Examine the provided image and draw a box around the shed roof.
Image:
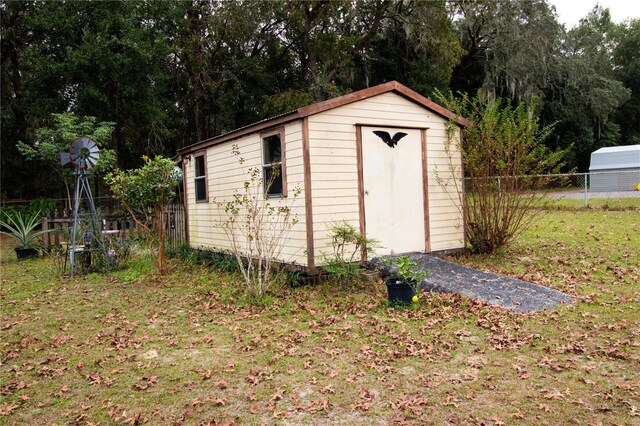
[178,81,471,155]
[589,144,640,171]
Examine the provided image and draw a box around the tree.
[1,0,80,199]
[540,6,630,170]
[366,0,463,94]
[449,0,562,104]
[279,0,392,101]
[105,156,181,275]
[3,0,637,198]
[1,1,180,196]
[64,1,181,167]
[613,19,640,145]
[17,113,115,205]
[437,92,565,254]
[448,0,499,96]
[449,2,631,171]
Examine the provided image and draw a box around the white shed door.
[361,126,425,256]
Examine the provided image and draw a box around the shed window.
[194,154,207,202]
[262,131,285,197]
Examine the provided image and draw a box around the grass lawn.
[1,209,638,425]
[541,196,639,211]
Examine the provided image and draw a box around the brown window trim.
[193,151,208,203]
[260,126,287,198]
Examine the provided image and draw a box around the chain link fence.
[466,169,640,208]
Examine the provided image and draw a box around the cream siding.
[185,121,308,266]
[308,92,464,263]
[427,126,465,252]
[184,90,465,270]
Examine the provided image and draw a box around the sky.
[549,0,640,29]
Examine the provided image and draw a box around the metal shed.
[589,145,640,192]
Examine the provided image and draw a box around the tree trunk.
[3,9,29,144]
[194,96,207,142]
[154,205,167,274]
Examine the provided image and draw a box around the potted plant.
[383,255,429,305]
[0,209,52,260]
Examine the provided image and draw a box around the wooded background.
[2,0,638,200]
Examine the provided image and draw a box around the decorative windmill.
[60,137,109,277]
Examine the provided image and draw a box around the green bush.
[168,244,239,273]
[321,221,379,289]
[106,155,181,275]
[436,92,566,254]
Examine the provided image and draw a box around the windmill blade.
[86,152,99,168]
[81,137,92,149]
[83,139,99,169]
[69,143,81,157]
[65,137,101,170]
[60,152,71,166]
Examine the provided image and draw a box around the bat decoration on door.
[373,130,408,148]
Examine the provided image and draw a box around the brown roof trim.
[178,111,300,155]
[298,81,472,127]
[179,81,470,155]
[395,83,473,128]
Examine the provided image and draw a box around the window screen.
[262,133,284,196]
[194,155,207,202]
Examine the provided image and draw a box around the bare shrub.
[436,92,566,254]
[217,145,300,299]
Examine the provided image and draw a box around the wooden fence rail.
[165,203,186,248]
[41,204,186,250]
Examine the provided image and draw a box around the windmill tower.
[60,137,109,277]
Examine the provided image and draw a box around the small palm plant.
[0,209,52,259]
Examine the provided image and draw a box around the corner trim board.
[301,117,315,273]
[459,129,467,249]
[421,129,431,253]
[355,125,366,261]
[182,157,190,245]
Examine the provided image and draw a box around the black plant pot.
[385,278,415,305]
[15,247,39,260]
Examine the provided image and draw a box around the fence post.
[584,173,588,207]
[42,212,49,252]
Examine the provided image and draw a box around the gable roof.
[178,81,471,155]
[589,144,640,171]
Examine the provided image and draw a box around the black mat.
[373,253,574,313]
